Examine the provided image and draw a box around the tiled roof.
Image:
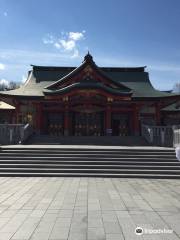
[0,54,179,99]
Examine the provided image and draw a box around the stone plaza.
[0,177,180,240]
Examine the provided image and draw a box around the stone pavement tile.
[0,232,13,240]
[58,210,73,218]
[41,213,58,223]
[46,209,59,214]
[132,197,153,211]
[0,218,11,229]
[102,211,118,222]
[69,232,87,240]
[116,211,143,240]
[11,217,41,240]
[0,210,18,218]
[29,210,46,218]
[55,217,72,228]
[103,221,122,234]
[71,213,87,223]
[142,235,161,240]
[110,199,126,211]
[0,213,29,234]
[159,213,180,237]
[88,203,101,211]
[49,227,69,239]
[70,222,87,234]
[88,227,105,240]
[106,233,124,240]
[30,231,50,240]
[0,178,180,240]
[88,218,103,228]
[30,220,55,240]
[88,211,102,219]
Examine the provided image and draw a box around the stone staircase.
[0,147,179,178]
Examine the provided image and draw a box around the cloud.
[3,12,7,17]
[42,34,54,44]
[0,79,9,87]
[43,31,85,58]
[59,39,75,51]
[0,63,5,70]
[54,42,61,49]
[69,32,84,41]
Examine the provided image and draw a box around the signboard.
[106,128,112,135]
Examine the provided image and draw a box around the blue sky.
[0,0,180,90]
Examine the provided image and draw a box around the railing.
[173,125,180,148]
[141,124,174,147]
[0,123,33,145]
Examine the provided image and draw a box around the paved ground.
[0,178,180,240]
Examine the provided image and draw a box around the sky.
[0,0,180,90]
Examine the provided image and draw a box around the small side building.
[0,101,15,123]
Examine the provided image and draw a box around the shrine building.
[0,53,180,136]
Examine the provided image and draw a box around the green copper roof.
[44,81,132,96]
[161,101,180,112]
[0,54,179,99]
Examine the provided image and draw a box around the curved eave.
[44,61,86,89]
[43,82,132,96]
[0,92,44,99]
[161,109,180,112]
[44,59,132,92]
[132,93,180,100]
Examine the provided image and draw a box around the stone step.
[0,164,180,170]
[0,156,177,162]
[0,172,180,178]
[1,148,174,152]
[0,152,175,156]
[0,160,178,165]
[0,146,178,178]
[0,168,180,175]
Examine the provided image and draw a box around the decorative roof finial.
[84,51,93,62]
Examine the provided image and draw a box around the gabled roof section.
[43,52,132,94]
[44,82,131,96]
[0,53,179,99]
[0,101,15,110]
[161,101,180,112]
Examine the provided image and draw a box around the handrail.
[141,124,176,147]
[0,123,33,145]
[173,126,180,147]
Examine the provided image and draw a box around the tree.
[8,81,20,90]
[0,80,20,91]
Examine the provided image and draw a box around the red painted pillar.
[106,104,112,136]
[36,103,43,133]
[64,104,69,136]
[15,102,20,123]
[133,104,140,136]
[155,102,161,125]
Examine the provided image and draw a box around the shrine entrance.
[112,113,131,136]
[46,112,64,135]
[72,112,104,136]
